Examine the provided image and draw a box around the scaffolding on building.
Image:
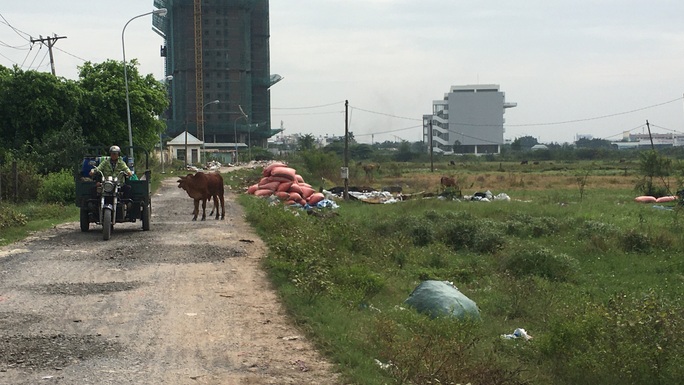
[152,0,281,152]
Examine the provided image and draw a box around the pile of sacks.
[247,162,326,206]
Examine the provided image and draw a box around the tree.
[511,136,539,151]
[575,138,612,149]
[394,141,415,162]
[0,65,82,151]
[298,134,316,151]
[77,60,169,152]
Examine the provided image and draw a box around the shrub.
[38,169,75,204]
[0,158,42,202]
[620,228,652,253]
[408,220,434,246]
[502,246,579,282]
[0,204,28,229]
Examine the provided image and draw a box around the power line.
[507,97,684,127]
[0,13,31,41]
[272,110,343,117]
[349,105,422,121]
[272,101,344,110]
[53,46,87,62]
[355,124,422,137]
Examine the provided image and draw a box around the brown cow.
[440,176,457,189]
[177,172,225,221]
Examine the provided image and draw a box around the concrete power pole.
[29,35,66,76]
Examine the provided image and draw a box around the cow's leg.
[200,198,207,221]
[219,194,225,220]
[192,199,199,221]
[212,195,220,220]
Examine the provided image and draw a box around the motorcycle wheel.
[103,209,112,241]
[142,202,151,231]
[80,208,90,232]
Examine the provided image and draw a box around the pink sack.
[295,174,305,183]
[247,184,258,194]
[271,167,297,181]
[288,192,303,202]
[263,162,287,177]
[277,182,293,192]
[307,192,325,205]
[300,186,316,199]
[275,191,290,200]
[634,196,657,203]
[288,184,304,195]
[258,181,280,192]
[655,196,677,203]
[254,189,273,197]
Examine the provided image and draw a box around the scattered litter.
[185,313,197,317]
[282,336,300,341]
[374,359,396,370]
[239,239,254,243]
[41,376,54,380]
[501,328,533,340]
[293,360,309,372]
[652,205,674,211]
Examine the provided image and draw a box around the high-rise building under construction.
[152,0,280,158]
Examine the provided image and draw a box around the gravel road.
[0,176,339,385]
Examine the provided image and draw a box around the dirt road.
[0,177,340,384]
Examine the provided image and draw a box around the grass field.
[237,160,684,385]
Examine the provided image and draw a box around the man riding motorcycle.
[89,145,133,199]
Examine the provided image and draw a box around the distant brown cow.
[440,176,457,189]
[177,172,225,221]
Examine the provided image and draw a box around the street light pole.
[201,99,220,165]
[122,8,167,170]
[233,105,248,166]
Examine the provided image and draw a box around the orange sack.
[271,167,297,181]
[277,182,293,192]
[258,181,280,192]
[263,162,287,177]
[275,191,290,200]
[307,192,325,205]
[300,186,316,199]
[254,189,274,197]
[634,196,657,203]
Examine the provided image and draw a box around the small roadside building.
[167,131,203,164]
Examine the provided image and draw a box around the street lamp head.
[164,75,173,81]
[154,8,168,17]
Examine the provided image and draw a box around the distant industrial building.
[152,0,282,162]
[424,84,516,155]
[612,132,684,149]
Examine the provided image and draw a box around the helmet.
[109,145,121,154]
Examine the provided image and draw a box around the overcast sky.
[2,1,683,144]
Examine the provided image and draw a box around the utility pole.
[343,100,349,200]
[646,120,655,150]
[30,35,66,76]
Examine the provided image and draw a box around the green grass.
[239,184,684,385]
[0,203,79,246]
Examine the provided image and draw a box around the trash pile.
[247,162,326,206]
[404,280,480,320]
[462,190,511,202]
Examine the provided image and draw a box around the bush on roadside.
[37,169,75,204]
[0,204,28,229]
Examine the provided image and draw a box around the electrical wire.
[272,101,344,110]
[54,46,87,62]
[0,13,32,41]
[507,97,684,127]
[355,124,422,137]
[272,111,343,117]
[349,105,422,121]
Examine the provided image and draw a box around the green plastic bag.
[404,280,480,320]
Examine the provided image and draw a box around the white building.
[424,84,516,154]
[611,132,684,149]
